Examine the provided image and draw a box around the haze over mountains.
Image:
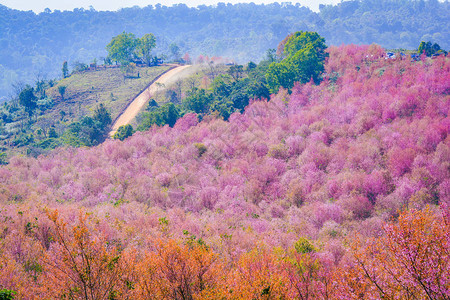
[0,0,448,100]
[0,0,342,13]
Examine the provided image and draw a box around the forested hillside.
[0,0,448,100]
[0,44,448,298]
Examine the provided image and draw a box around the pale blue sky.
[0,0,342,13]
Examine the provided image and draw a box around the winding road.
[109,64,192,137]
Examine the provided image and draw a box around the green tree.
[18,85,37,117]
[58,85,67,100]
[48,127,58,138]
[138,103,180,131]
[93,103,112,128]
[169,43,181,62]
[182,88,214,114]
[266,31,327,93]
[266,48,277,63]
[35,78,47,99]
[137,33,156,66]
[106,32,138,65]
[294,237,316,254]
[418,41,444,56]
[211,74,233,99]
[164,102,179,127]
[113,124,135,141]
[289,43,326,83]
[227,65,244,81]
[418,41,433,56]
[247,61,257,71]
[62,61,69,78]
[266,61,296,94]
[284,31,327,60]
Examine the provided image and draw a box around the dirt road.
[109,65,192,137]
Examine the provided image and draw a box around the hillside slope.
[47,65,172,122]
[0,45,448,297]
[0,65,171,157]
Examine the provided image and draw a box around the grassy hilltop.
[46,65,171,123]
[0,65,171,158]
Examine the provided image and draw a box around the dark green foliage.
[1,112,12,123]
[0,289,16,300]
[227,65,244,81]
[48,79,56,88]
[261,286,271,296]
[62,61,69,78]
[181,71,270,121]
[13,134,34,147]
[0,152,8,165]
[51,104,112,147]
[246,62,257,71]
[418,41,446,56]
[19,86,37,117]
[215,77,269,114]
[266,62,296,94]
[294,237,316,254]
[138,102,180,131]
[36,137,61,150]
[183,88,214,114]
[147,99,159,110]
[58,85,67,100]
[62,117,102,146]
[113,124,135,141]
[48,127,58,138]
[15,102,113,150]
[93,103,112,128]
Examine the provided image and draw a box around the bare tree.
[207,61,218,80]
[174,80,183,103]
[186,77,198,91]
[10,80,25,108]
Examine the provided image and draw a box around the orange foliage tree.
[42,209,131,299]
[130,238,223,299]
[338,207,450,299]
[213,246,288,299]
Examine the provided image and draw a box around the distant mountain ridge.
[0,0,448,99]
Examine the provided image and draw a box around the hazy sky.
[0,0,341,13]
